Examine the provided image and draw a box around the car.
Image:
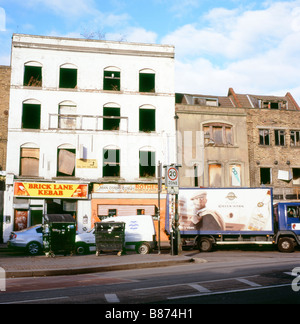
[75,228,96,255]
[7,225,43,255]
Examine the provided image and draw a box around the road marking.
[236,278,261,287]
[188,283,211,293]
[168,283,292,301]
[105,293,120,303]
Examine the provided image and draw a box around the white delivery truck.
[75,215,157,255]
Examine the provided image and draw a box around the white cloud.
[166,1,300,102]
[107,27,158,44]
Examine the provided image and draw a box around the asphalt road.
[1,247,300,309]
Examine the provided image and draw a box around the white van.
[75,215,157,255]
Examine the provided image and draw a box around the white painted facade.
[3,34,176,242]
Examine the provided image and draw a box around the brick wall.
[0,66,10,171]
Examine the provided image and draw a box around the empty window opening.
[275,130,285,146]
[293,168,300,185]
[103,149,120,177]
[139,151,155,178]
[59,68,77,89]
[20,147,39,177]
[260,168,271,185]
[103,71,120,91]
[103,107,120,130]
[22,103,41,129]
[57,148,76,176]
[291,130,300,147]
[24,66,42,87]
[259,129,270,145]
[139,108,155,132]
[139,73,155,93]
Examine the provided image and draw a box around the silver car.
[7,225,43,255]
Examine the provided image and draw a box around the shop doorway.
[30,209,43,226]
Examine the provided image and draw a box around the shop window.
[103,69,120,91]
[290,130,300,147]
[59,66,77,89]
[103,149,120,177]
[108,209,117,217]
[260,168,271,185]
[139,108,155,132]
[103,107,120,130]
[57,147,76,176]
[23,65,42,87]
[22,103,41,129]
[139,150,155,178]
[209,164,222,187]
[275,130,285,146]
[203,123,233,145]
[20,147,40,177]
[139,70,155,93]
[259,129,270,146]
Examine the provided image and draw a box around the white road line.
[105,293,120,303]
[188,283,211,293]
[236,278,262,287]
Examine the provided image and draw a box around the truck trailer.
[165,188,300,253]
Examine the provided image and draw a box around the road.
[1,248,300,310]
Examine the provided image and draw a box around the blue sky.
[1,0,300,102]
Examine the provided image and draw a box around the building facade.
[2,34,176,242]
[176,93,250,188]
[229,88,300,202]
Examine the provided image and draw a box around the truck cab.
[274,202,300,252]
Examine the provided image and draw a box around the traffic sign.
[166,165,179,194]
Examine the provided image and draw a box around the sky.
[1,0,300,102]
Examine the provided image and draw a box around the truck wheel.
[197,238,213,252]
[136,242,151,254]
[278,237,295,253]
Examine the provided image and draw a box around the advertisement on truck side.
[167,188,273,235]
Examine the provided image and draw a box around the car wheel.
[136,242,151,254]
[75,243,88,255]
[26,241,41,255]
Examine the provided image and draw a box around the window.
[103,69,120,91]
[139,69,155,93]
[139,150,155,178]
[291,130,300,147]
[137,209,145,215]
[139,107,155,132]
[203,123,233,145]
[103,148,120,177]
[287,206,300,218]
[20,146,39,177]
[22,101,41,129]
[57,146,76,177]
[260,168,271,185]
[259,129,270,145]
[293,168,300,185]
[230,165,241,187]
[209,164,222,187]
[59,65,77,89]
[58,101,77,129]
[103,107,120,130]
[23,63,42,87]
[275,130,285,146]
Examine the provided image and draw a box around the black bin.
[95,222,125,256]
[43,214,76,257]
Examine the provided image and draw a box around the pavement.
[0,243,206,278]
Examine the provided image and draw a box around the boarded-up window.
[20,148,39,176]
[58,103,77,129]
[203,123,233,145]
[209,164,222,187]
[57,148,76,176]
[230,165,241,187]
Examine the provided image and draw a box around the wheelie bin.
[43,214,76,257]
[94,221,125,256]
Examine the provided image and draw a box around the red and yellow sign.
[14,182,88,199]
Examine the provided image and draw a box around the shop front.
[91,183,169,243]
[11,181,90,232]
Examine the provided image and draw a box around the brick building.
[0,65,10,172]
[229,88,300,202]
